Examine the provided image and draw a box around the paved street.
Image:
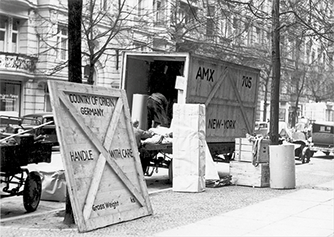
[0,151,333,236]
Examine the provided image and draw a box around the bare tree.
[210,0,334,142]
[81,0,139,84]
[33,0,157,82]
[168,1,204,52]
[279,0,334,126]
[68,0,82,84]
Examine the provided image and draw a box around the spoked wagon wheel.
[23,171,42,212]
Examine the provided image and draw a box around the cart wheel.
[23,171,42,212]
[168,159,173,184]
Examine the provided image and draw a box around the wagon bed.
[143,143,173,181]
[0,133,52,212]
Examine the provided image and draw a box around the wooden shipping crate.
[230,161,270,187]
[234,138,270,163]
[48,81,153,232]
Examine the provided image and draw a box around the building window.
[0,81,21,117]
[44,85,52,112]
[57,25,67,60]
[252,26,259,44]
[220,17,231,38]
[0,16,20,53]
[206,5,215,37]
[137,0,143,17]
[256,27,261,44]
[178,2,197,25]
[0,17,6,51]
[154,0,165,26]
[100,0,108,11]
[12,20,19,52]
[279,108,286,121]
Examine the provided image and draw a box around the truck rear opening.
[121,52,260,159]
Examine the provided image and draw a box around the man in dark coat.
[147,92,169,128]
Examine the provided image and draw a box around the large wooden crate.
[48,81,152,232]
[234,138,270,163]
[230,161,270,187]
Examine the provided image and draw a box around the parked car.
[0,115,21,128]
[3,112,58,146]
[254,121,269,136]
[309,121,334,157]
[254,121,291,138]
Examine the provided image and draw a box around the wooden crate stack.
[230,138,270,187]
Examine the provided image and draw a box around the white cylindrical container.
[269,144,296,189]
[131,94,148,130]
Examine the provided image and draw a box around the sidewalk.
[154,181,334,237]
[1,156,333,237]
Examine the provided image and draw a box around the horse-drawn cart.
[0,133,52,212]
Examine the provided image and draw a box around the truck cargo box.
[121,52,260,157]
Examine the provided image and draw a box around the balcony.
[1,0,37,8]
[0,52,37,74]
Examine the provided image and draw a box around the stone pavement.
[1,153,333,236]
[154,181,334,237]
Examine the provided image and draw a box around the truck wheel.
[23,171,42,212]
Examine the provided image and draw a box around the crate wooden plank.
[235,138,270,163]
[48,81,152,233]
[230,161,270,187]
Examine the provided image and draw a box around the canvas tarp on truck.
[121,52,260,156]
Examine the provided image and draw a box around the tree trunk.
[270,0,281,145]
[68,0,82,84]
[263,79,269,122]
[64,0,82,225]
[87,63,95,85]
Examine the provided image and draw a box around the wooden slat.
[228,74,252,134]
[48,81,152,232]
[58,93,146,208]
[205,68,228,107]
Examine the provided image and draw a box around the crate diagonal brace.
[205,67,228,107]
[58,93,146,221]
[82,98,123,221]
[228,75,252,133]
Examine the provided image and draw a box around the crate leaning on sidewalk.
[230,136,270,187]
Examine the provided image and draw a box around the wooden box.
[48,81,153,232]
[234,138,270,163]
[230,161,270,187]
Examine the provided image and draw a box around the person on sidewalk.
[133,119,154,174]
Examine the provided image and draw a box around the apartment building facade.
[0,0,121,117]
